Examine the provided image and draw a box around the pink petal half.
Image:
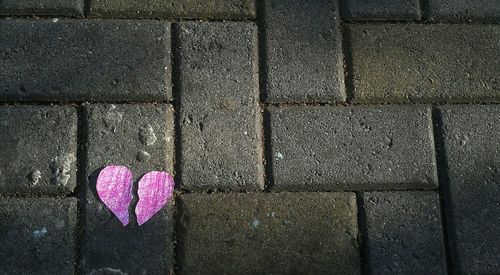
[96,165,133,226]
[135,171,175,226]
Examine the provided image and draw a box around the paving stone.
[263,0,345,103]
[0,0,83,16]
[0,198,76,274]
[0,106,77,195]
[89,0,255,19]
[81,104,175,274]
[427,0,500,22]
[438,105,500,274]
[176,22,263,191]
[342,0,421,20]
[0,20,171,102]
[269,105,437,190]
[362,192,446,274]
[349,24,500,103]
[178,192,360,274]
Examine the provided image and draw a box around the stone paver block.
[439,105,500,274]
[178,193,360,274]
[427,0,500,22]
[342,0,421,20]
[89,0,255,19]
[263,0,345,103]
[81,104,174,274]
[0,198,76,274]
[349,24,500,103]
[0,106,77,195]
[176,22,263,191]
[0,20,171,102]
[269,105,437,190]
[362,192,446,274]
[0,0,83,16]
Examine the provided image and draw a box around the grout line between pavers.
[355,192,370,275]
[170,22,182,274]
[74,104,89,275]
[339,5,355,104]
[256,0,273,193]
[431,106,456,275]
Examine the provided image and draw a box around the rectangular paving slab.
[0,19,171,102]
[342,0,421,20]
[362,192,446,274]
[0,0,83,16]
[176,22,263,191]
[427,0,500,22]
[81,104,174,274]
[268,105,437,190]
[0,105,77,195]
[0,198,76,274]
[89,0,255,19]
[263,0,345,103]
[349,24,500,103]
[177,192,360,274]
[438,105,500,274]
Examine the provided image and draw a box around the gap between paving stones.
[431,106,455,274]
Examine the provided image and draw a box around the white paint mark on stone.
[251,218,260,229]
[275,152,284,160]
[139,124,157,146]
[33,227,47,238]
[28,170,42,186]
[49,154,76,187]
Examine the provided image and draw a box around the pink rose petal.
[96,165,133,226]
[135,171,175,226]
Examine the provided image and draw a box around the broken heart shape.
[96,165,174,226]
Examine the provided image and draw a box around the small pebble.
[137,151,151,162]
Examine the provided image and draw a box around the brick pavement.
[0,0,499,274]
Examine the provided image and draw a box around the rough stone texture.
[343,0,421,20]
[427,0,500,22]
[81,104,175,274]
[0,0,83,16]
[269,105,437,190]
[263,0,345,103]
[438,105,500,274]
[0,20,171,102]
[349,24,500,103]
[89,0,255,19]
[178,193,360,274]
[0,198,76,274]
[176,22,263,191]
[0,106,77,195]
[362,192,446,274]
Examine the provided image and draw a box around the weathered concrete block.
[178,193,360,274]
[342,0,421,20]
[81,104,175,274]
[269,105,437,190]
[0,106,77,195]
[438,105,500,274]
[263,0,345,103]
[176,22,263,191]
[89,0,256,19]
[0,20,171,102]
[349,24,500,103]
[0,198,76,274]
[427,0,500,22]
[0,0,84,16]
[362,192,446,274]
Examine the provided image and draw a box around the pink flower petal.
[96,165,133,226]
[135,171,175,226]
